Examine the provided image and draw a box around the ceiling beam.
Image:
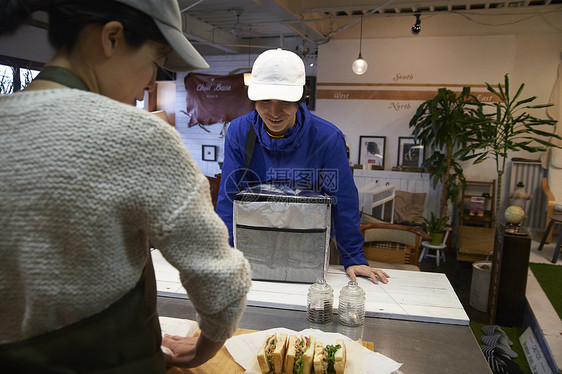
[180,12,243,53]
[295,0,541,14]
[258,0,328,42]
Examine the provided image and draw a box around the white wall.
[314,29,561,215]
[316,35,517,172]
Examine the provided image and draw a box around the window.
[0,64,14,95]
[0,55,43,95]
[20,67,40,90]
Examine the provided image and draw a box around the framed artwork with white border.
[397,137,424,169]
[358,136,386,169]
[202,145,217,161]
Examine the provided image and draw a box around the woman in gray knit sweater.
[0,0,251,372]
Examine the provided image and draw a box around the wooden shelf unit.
[460,180,496,228]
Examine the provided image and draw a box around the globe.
[505,205,525,225]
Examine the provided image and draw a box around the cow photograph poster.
[359,136,386,169]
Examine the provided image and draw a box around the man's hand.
[346,265,389,284]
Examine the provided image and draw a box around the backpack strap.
[238,124,257,191]
[244,124,257,171]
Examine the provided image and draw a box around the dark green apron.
[1,67,165,372]
[0,254,166,374]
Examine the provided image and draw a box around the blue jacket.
[216,103,367,269]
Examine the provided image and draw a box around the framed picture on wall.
[202,145,217,161]
[359,136,386,169]
[397,137,424,169]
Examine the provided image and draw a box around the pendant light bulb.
[352,54,368,75]
[352,14,368,75]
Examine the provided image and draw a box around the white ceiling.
[26,0,562,63]
[179,0,562,58]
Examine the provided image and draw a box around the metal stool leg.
[538,219,556,251]
[551,225,562,263]
[419,247,427,263]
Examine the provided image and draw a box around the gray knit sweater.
[0,89,251,344]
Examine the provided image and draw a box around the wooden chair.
[537,214,562,263]
[360,222,431,267]
[542,146,562,243]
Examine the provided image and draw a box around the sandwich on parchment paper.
[257,333,288,374]
[284,335,316,374]
[312,339,346,374]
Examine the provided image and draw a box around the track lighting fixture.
[411,13,421,35]
[352,14,368,75]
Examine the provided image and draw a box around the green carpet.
[528,263,562,320]
[470,321,531,374]
[470,263,561,374]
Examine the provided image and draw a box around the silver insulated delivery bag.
[233,184,332,283]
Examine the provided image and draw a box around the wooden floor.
[419,229,560,324]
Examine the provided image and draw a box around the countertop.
[154,250,490,373]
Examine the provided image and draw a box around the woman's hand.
[162,333,225,368]
[346,265,390,284]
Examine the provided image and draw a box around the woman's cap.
[248,48,305,102]
[115,0,209,72]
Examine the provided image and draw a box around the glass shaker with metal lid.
[306,278,334,323]
[338,280,366,326]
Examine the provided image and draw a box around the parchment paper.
[224,327,402,374]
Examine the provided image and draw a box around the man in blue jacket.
[216,48,389,284]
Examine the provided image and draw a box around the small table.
[358,182,395,223]
[457,225,494,262]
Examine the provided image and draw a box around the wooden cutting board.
[167,328,374,374]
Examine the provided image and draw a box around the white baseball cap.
[115,0,209,71]
[248,48,305,102]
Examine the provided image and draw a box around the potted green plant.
[422,212,449,244]
[460,74,561,226]
[409,87,479,219]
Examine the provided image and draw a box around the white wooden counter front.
[153,250,469,326]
